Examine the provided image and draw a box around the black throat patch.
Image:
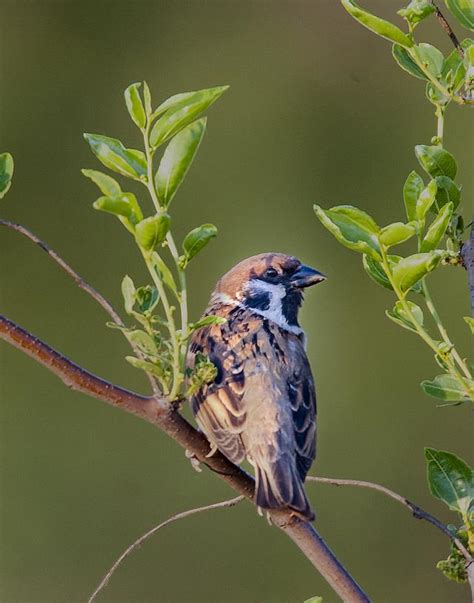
[281,288,303,326]
[244,290,271,312]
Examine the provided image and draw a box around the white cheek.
[246,280,303,336]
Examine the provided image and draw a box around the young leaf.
[444,0,474,31]
[135,213,171,251]
[340,0,413,47]
[189,315,227,331]
[403,171,424,221]
[415,145,457,179]
[156,118,207,206]
[81,169,122,197]
[398,0,435,26]
[392,45,428,80]
[93,192,143,225]
[440,48,466,91]
[392,251,442,292]
[143,81,152,117]
[386,300,423,332]
[363,254,393,289]
[422,375,474,402]
[416,179,437,220]
[424,448,474,514]
[0,152,14,199]
[182,223,218,266]
[314,205,381,259]
[126,356,167,378]
[135,286,159,314]
[121,275,136,315]
[421,202,453,251]
[464,316,474,334]
[434,176,461,211]
[413,43,444,78]
[84,133,147,180]
[149,86,228,149]
[379,222,417,247]
[124,82,147,129]
[126,330,158,355]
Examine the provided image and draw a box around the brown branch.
[0,314,370,602]
[0,219,159,394]
[307,476,473,565]
[88,495,245,603]
[430,1,463,56]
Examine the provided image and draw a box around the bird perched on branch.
[187,253,325,521]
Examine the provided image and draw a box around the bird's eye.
[263,267,279,279]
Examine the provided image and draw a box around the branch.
[88,495,245,603]
[0,314,370,602]
[431,1,463,56]
[0,219,159,393]
[307,476,473,566]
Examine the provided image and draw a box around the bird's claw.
[185,449,203,473]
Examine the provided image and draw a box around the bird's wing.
[188,306,257,465]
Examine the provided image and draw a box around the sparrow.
[187,253,325,520]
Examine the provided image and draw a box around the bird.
[187,253,325,521]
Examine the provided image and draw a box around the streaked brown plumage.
[187,253,325,520]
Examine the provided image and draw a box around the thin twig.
[0,219,159,394]
[430,1,463,56]
[307,476,473,564]
[88,495,245,603]
[0,314,369,602]
[461,217,474,318]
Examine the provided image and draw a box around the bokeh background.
[1,1,473,602]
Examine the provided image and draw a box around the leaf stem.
[380,247,474,401]
[406,48,464,105]
[435,104,444,144]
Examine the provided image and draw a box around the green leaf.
[363,254,393,289]
[434,176,461,211]
[416,179,438,221]
[0,152,14,199]
[413,43,444,78]
[126,356,166,378]
[126,330,157,355]
[135,286,159,314]
[445,0,474,30]
[415,145,457,179]
[386,300,424,332]
[156,118,206,206]
[151,252,178,296]
[403,171,424,221]
[466,43,474,84]
[124,82,147,129]
[121,275,136,314]
[392,251,442,292]
[149,86,228,149]
[143,81,152,117]
[304,598,323,603]
[93,192,143,225]
[314,205,381,259]
[81,169,122,197]
[421,202,453,251]
[440,48,466,91]
[392,44,428,79]
[84,133,147,180]
[181,223,218,266]
[464,316,474,334]
[341,0,413,47]
[425,447,474,514]
[135,213,171,251]
[422,375,474,403]
[398,0,436,26]
[379,222,417,247]
[190,315,227,331]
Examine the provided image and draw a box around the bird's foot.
[205,443,218,458]
[185,449,203,473]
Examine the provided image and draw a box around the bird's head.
[212,253,326,332]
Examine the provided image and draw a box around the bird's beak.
[290,264,327,288]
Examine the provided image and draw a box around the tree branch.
[307,476,473,565]
[0,314,370,602]
[88,495,245,603]
[431,1,463,56]
[0,219,159,393]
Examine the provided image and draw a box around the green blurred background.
[1,1,473,601]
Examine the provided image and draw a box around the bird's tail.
[254,460,315,521]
